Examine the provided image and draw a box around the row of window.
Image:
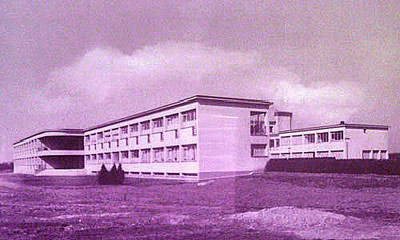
[86,128,197,151]
[271,150,345,159]
[85,144,197,164]
[270,131,344,147]
[85,109,196,145]
[362,150,387,159]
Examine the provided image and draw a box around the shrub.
[97,164,110,185]
[115,164,125,185]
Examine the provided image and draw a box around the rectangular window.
[331,150,344,159]
[276,139,280,147]
[380,150,387,160]
[166,114,179,126]
[372,150,379,159]
[304,134,315,144]
[121,151,129,160]
[166,146,179,162]
[269,139,275,148]
[251,144,267,157]
[98,153,104,161]
[292,135,302,145]
[97,132,103,140]
[317,132,329,143]
[121,126,128,135]
[130,150,139,158]
[141,149,150,163]
[153,148,164,162]
[269,126,273,133]
[182,144,197,162]
[130,124,138,133]
[141,121,150,131]
[147,134,151,143]
[160,132,164,141]
[362,150,371,159]
[331,131,343,141]
[153,118,163,128]
[104,131,111,141]
[317,151,329,157]
[281,136,290,146]
[182,109,196,122]
[250,111,267,136]
[84,135,90,145]
[112,128,119,139]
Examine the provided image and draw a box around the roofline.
[13,129,84,145]
[84,95,272,132]
[274,111,293,117]
[279,123,389,134]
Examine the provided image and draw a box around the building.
[269,115,389,160]
[12,95,390,180]
[13,95,272,180]
[12,129,85,175]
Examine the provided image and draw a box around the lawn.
[1,172,399,239]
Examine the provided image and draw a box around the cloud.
[38,41,364,127]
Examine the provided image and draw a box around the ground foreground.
[1,172,400,239]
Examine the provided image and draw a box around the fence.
[265,158,400,175]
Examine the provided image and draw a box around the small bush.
[97,164,110,185]
[97,164,125,185]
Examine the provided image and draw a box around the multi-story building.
[13,95,272,180]
[12,129,84,175]
[269,115,389,160]
[12,95,390,180]
[83,95,272,180]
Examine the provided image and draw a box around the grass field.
[1,172,400,239]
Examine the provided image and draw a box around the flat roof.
[13,129,84,145]
[279,123,389,135]
[85,95,272,132]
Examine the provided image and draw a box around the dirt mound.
[230,206,400,240]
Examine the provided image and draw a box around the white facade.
[270,123,389,160]
[83,95,272,180]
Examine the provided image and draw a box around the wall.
[198,104,269,179]
[346,128,388,159]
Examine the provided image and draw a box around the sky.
[1,0,399,162]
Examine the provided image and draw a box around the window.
[121,151,129,160]
[85,155,90,161]
[153,118,163,128]
[97,132,103,140]
[304,134,315,144]
[317,132,329,143]
[85,135,90,144]
[331,131,343,141]
[372,150,379,159]
[276,139,280,147]
[130,150,139,158]
[182,144,196,162]
[105,153,111,161]
[250,111,267,136]
[130,124,138,133]
[104,131,111,141]
[141,149,150,163]
[166,146,179,162]
[121,126,128,135]
[317,151,329,157]
[192,126,197,136]
[112,152,119,163]
[380,150,387,160]
[182,109,196,122]
[166,114,179,126]
[251,144,267,157]
[292,135,302,145]
[269,126,274,133]
[98,153,104,161]
[331,150,344,159]
[112,128,119,139]
[281,136,290,146]
[147,134,151,143]
[153,148,164,162]
[141,121,150,131]
[160,132,164,141]
[269,139,275,148]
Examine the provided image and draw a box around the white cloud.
[39,41,365,128]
